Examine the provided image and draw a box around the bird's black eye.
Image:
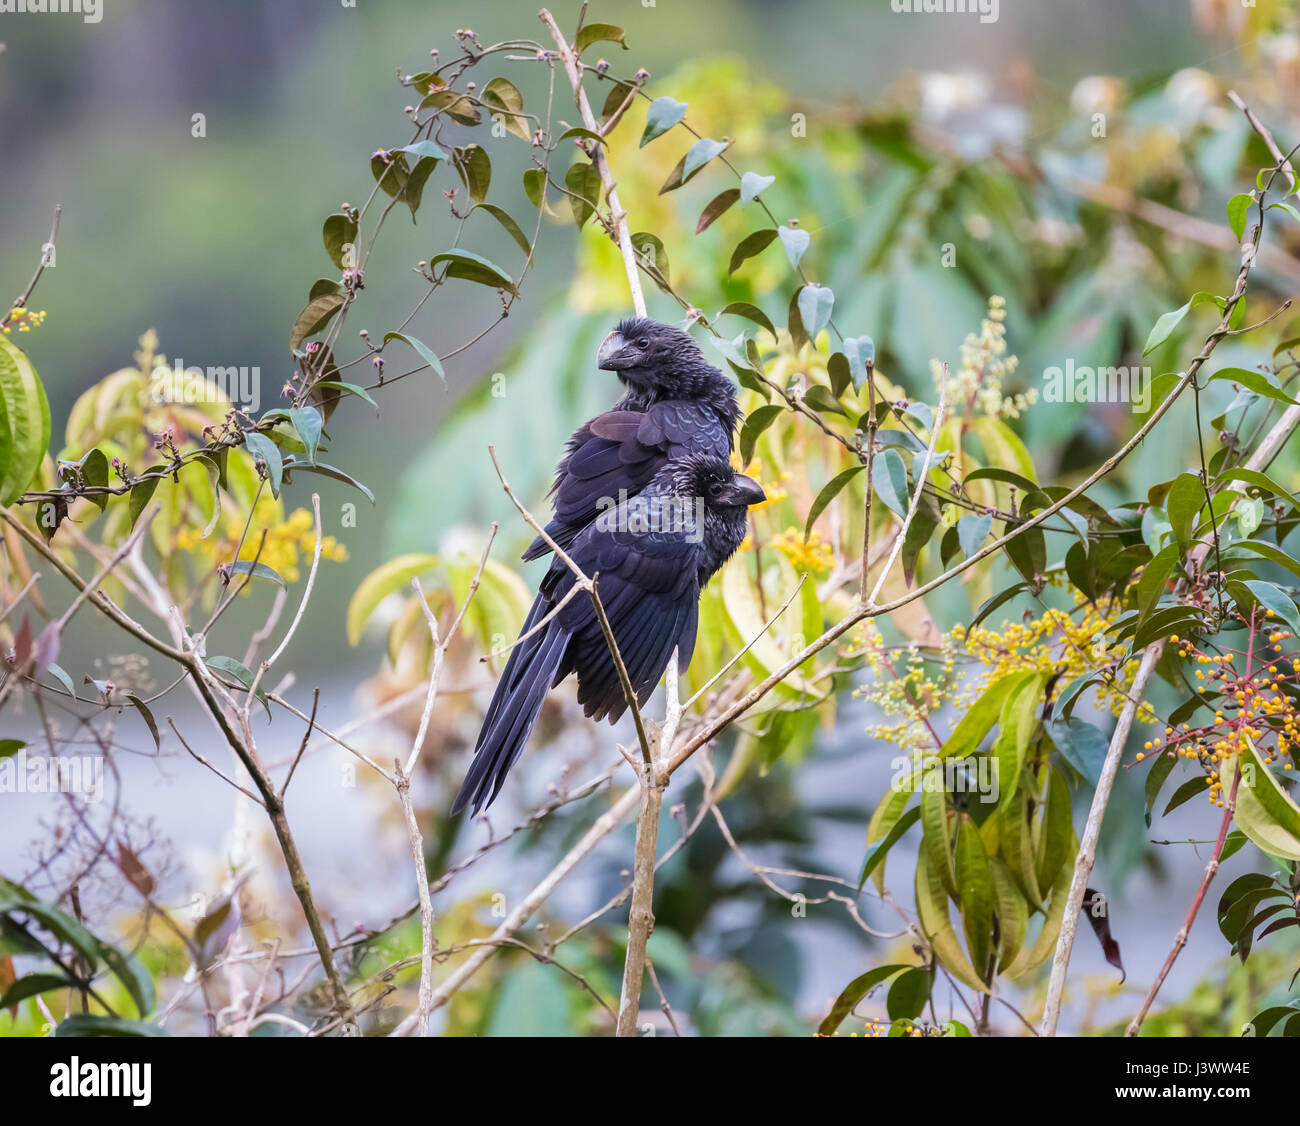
[635,338,649,349]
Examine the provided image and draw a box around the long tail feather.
[452,598,569,816]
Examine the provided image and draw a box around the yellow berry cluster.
[845,1019,934,1038]
[849,627,960,752]
[952,599,1148,718]
[1136,622,1297,810]
[3,307,48,334]
[769,526,834,575]
[178,506,348,584]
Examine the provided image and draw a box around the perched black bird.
[522,317,741,562]
[453,453,765,815]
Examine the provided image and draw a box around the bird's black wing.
[550,518,702,722]
[521,400,732,562]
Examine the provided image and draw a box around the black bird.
[522,317,741,562]
[453,453,765,815]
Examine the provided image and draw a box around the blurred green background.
[5,0,1300,1036]
[0,0,1213,680]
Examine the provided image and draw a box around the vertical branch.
[1040,117,1290,1034]
[1038,642,1160,1036]
[859,358,878,604]
[615,648,681,1036]
[1125,760,1242,1036]
[540,7,647,318]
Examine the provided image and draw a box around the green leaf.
[873,449,910,519]
[95,940,156,1018]
[817,964,909,1036]
[417,90,480,125]
[289,293,344,353]
[308,278,341,301]
[1035,767,1073,890]
[1241,580,1300,638]
[804,465,864,539]
[1136,542,1181,628]
[727,228,778,275]
[473,204,532,257]
[382,331,446,383]
[76,448,110,511]
[454,144,491,203]
[46,663,75,699]
[397,139,449,162]
[720,301,776,341]
[0,337,52,505]
[1208,367,1299,406]
[858,806,920,890]
[797,283,834,340]
[523,167,552,213]
[739,171,775,204]
[957,513,992,558]
[1166,471,1205,547]
[739,404,784,465]
[640,96,688,146]
[1144,748,1179,826]
[660,139,729,193]
[989,857,1028,972]
[428,250,519,296]
[124,476,159,530]
[1143,292,1219,356]
[778,224,811,268]
[788,285,809,352]
[0,890,102,971]
[55,1014,168,1037]
[1164,775,1211,815]
[574,22,628,54]
[312,380,379,412]
[683,137,728,181]
[921,779,957,897]
[243,433,283,498]
[955,815,994,981]
[994,673,1044,813]
[346,553,441,645]
[481,77,530,141]
[915,850,988,993]
[227,560,287,588]
[1046,717,1107,787]
[886,967,931,1022]
[557,126,607,146]
[0,971,73,1009]
[289,406,322,465]
[942,669,1039,760]
[1227,192,1253,241]
[286,460,375,503]
[322,212,359,270]
[402,157,438,218]
[631,232,670,287]
[205,656,270,714]
[565,160,601,228]
[844,336,875,392]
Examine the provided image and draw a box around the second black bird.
[453,453,765,815]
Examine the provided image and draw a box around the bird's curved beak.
[597,330,628,371]
[724,474,767,508]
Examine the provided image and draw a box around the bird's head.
[675,453,766,511]
[596,317,710,392]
